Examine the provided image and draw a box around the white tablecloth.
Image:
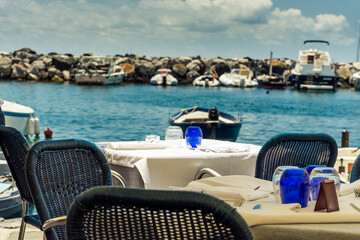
[101,139,261,189]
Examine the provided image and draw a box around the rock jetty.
[0,48,356,87]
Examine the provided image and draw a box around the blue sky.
[1,0,359,62]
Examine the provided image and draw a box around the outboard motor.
[208,107,219,121]
[208,107,219,139]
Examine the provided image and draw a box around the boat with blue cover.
[169,106,242,142]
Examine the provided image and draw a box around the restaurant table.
[184,175,360,240]
[98,139,261,189]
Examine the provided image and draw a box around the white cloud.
[0,0,354,57]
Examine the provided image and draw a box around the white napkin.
[107,141,166,150]
[340,179,360,196]
[175,175,273,201]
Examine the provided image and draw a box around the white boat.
[193,74,220,87]
[1,100,39,136]
[349,72,360,91]
[291,40,337,91]
[0,182,21,219]
[219,68,258,87]
[75,57,126,85]
[150,69,178,86]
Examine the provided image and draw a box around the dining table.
[181,175,360,240]
[97,139,261,189]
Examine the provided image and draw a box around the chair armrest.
[195,168,221,180]
[43,216,67,231]
[111,170,127,187]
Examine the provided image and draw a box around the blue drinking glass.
[280,168,310,208]
[305,165,326,176]
[185,126,203,148]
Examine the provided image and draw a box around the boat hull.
[295,74,336,91]
[169,107,242,142]
[2,100,35,135]
[0,187,22,219]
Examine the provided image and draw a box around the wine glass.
[165,126,183,148]
[185,126,203,148]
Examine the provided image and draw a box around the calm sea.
[0,81,359,147]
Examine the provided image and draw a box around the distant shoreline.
[0,48,356,88]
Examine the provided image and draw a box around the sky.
[1,0,360,62]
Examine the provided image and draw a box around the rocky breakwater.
[0,48,295,84]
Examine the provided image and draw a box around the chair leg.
[18,200,27,240]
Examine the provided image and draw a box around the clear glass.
[309,167,340,201]
[185,126,203,148]
[165,126,183,148]
[272,166,299,202]
[280,168,310,208]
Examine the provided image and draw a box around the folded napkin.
[199,146,250,153]
[107,141,166,150]
[177,175,273,201]
[340,179,360,196]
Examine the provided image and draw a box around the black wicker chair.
[0,125,40,240]
[255,133,338,181]
[350,154,360,183]
[66,186,254,240]
[25,139,114,240]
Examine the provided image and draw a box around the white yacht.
[291,40,337,91]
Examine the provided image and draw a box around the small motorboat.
[150,68,178,86]
[169,106,242,142]
[193,74,220,87]
[0,180,22,219]
[1,100,40,136]
[219,68,258,87]
[75,56,126,85]
[349,72,360,91]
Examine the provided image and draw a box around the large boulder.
[0,57,12,78]
[186,60,202,72]
[134,60,155,76]
[11,64,27,79]
[172,63,187,77]
[186,70,200,83]
[337,65,352,80]
[52,55,76,71]
[215,62,230,76]
[47,67,62,79]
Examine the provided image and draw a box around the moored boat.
[1,100,39,136]
[169,106,242,142]
[150,68,178,86]
[219,68,258,87]
[193,74,220,87]
[75,56,126,85]
[256,73,286,89]
[291,40,337,91]
[0,181,22,219]
[349,72,360,91]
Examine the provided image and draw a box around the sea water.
[0,81,359,147]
